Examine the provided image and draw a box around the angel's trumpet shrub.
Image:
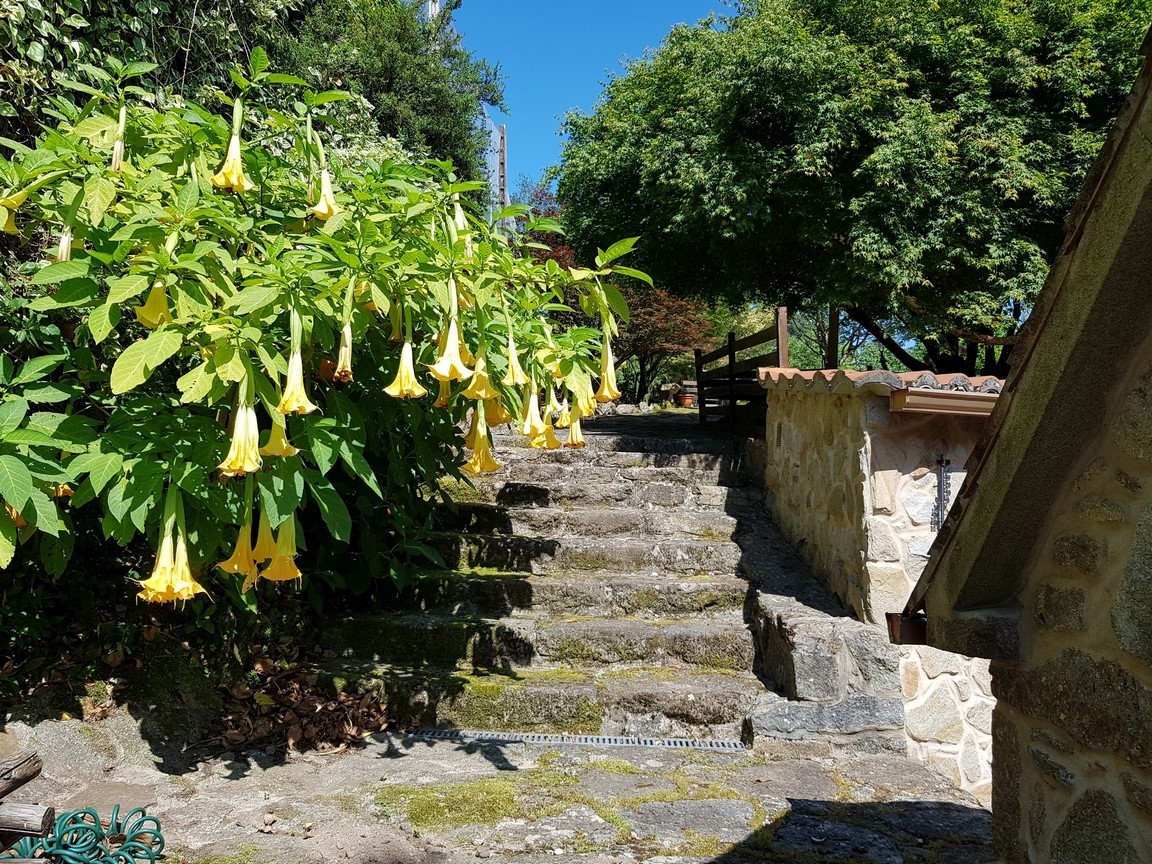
[134,281,173,329]
[253,508,277,563]
[219,518,258,589]
[502,329,529,387]
[565,416,586,449]
[384,342,428,399]
[211,100,256,193]
[595,336,622,403]
[462,354,499,401]
[111,105,127,172]
[485,398,513,427]
[531,421,562,451]
[55,227,73,262]
[555,399,572,429]
[434,378,452,409]
[454,197,473,261]
[463,407,479,450]
[463,404,500,475]
[334,322,353,382]
[261,515,302,583]
[545,387,561,418]
[388,305,403,343]
[308,168,342,220]
[260,420,298,457]
[429,319,473,382]
[519,388,546,438]
[138,490,207,604]
[218,395,262,478]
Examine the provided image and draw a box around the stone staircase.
[319,414,907,752]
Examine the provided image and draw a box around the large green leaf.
[0,507,15,569]
[111,331,184,394]
[31,260,89,285]
[0,397,28,437]
[258,458,306,529]
[308,477,352,542]
[107,274,150,303]
[0,454,33,512]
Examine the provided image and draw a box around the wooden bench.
[0,750,54,863]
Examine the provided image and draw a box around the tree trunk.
[848,308,933,372]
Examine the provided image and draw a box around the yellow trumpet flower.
[111,105,127,173]
[308,168,342,220]
[463,407,479,449]
[0,187,27,234]
[55,227,73,263]
[261,515,302,583]
[485,398,513,427]
[463,404,500,474]
[218,396,263,478]
[253,508,277,563]
[4,501,27,528]
[388,305,403,343]
[573,379,598,419]
[219,519,258,584]
[502,330,529,387]
[428,318,473,382]
[555,399,572,429]
[454,197,474,261]
[134,281,174,329]
[462,354,499,401]
[335,322,353,383]
[434,378,452,409]
[138,492,207,604]
[531,421,562,451]
[565,416,586,449]
[519,388,546,438]
[211,133,256,193]
[595,336,622,403]
[545,386,561,417]
[384,341,428,399]
[260,419,299,457]
[278,348,319,415]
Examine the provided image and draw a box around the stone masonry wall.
[763,387,993,801]
[989,356,1152,862]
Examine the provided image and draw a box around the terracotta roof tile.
[757,367,1003,395]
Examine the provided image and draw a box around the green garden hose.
[1,805,163,863]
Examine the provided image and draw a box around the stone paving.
[0,713,993,863]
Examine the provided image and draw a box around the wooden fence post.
[775,307,789,369]
[726,331,737,429]
[693,347,705,424]
[825,306,839,369]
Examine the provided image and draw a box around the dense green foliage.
[558,0,1152,373]
[1,0,501,179]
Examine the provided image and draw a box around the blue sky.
[453,1,725,192]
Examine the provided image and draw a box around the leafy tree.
[614,286,716,403]
[557,0,1152,375]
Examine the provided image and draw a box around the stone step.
[495,431,740,457]
[321,612,755,672]
[742,692,907,755]
[488,461,748,487]
[434,503,740,541]
[443,478,763,512]
[325,662,765,739]
[492,445,745,473]
[400,569,750,619]
[430,532,743,576]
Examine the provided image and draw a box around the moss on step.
[184,846,260,864]
[377,776,525,829]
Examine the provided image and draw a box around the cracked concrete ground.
[0,712,993,863]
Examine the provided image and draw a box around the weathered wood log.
[0,750,42,800]
[0,802,54,836]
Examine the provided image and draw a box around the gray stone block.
[744,693,905,741]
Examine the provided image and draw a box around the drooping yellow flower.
[219,520,257,583]
[260,419,299,457]
[531,421,562,451]
[278,347,319,415]
[211,134,256,192]
[218,397,262,478]
[462,403,500,474]
[55,227,73,263]
[463,407,479,449]
[454,197,474,261]
[462,354,499,401]
[4,501,27,528]
[566,416,586,449]
[519,387,546,438]
[388,305,404,343]
[308,168,342,220]
[384,341,428,399]
[434,377,452,409]
[595,336,622,403]
[253,508,277,563]
[572,379,598,419]
[428,318,473,382]
[138,492,208,604]
[555,399,572,429]
[134,281,173,329]
[545,386,562,417]
[111,105,127,173]
[502,329,529,387]
[1,207,16,235]
[334,322,353,383]
[260,515,302,583]
[485,398,513,427]
[53,483,74,498]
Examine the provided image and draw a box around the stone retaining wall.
[761,380,993,800]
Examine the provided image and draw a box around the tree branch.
[845,307,933,372]
[948,328,1020,346]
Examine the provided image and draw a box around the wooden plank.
[0,802,53,837]
[0,752,41,801]
[698,341,730,366]
[776,306,789,369]
[730,322,780,354]
[729,351,779,377]
[694,349,705,425]
[700,383,764,399]
[698,367,760,383]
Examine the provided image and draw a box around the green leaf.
[11,354,65,385]
[88,302,121,344]
[28,279,100,310]
[3,429,59,447]
[0,397,28,437]
[0,507,15,569]
[40,527,74,577]
[595,237,640,268]
[110,330,184,394]
[308,478,351,542]
[122,61,158,79]
[603,284,630,324]
[0,454,33,512]
[26,489,60,537]
[249,46,270,77]
[107,274,150,303]
[230,283,280,315]
[258,458,305,529]
[72,115,117,140]
[610,265,653,288]
[265,73,309,86]
[31,259,90,285]
[89,452,123,495]
[84,175,116,225]
[176,180,199,215]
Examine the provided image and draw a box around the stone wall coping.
[758,368,1003,398]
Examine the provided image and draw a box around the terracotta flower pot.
[675,392,694,408]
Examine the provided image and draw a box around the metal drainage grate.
[407,728,747,752]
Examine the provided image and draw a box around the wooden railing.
[694,307,788,439]
[0,750,52,862]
